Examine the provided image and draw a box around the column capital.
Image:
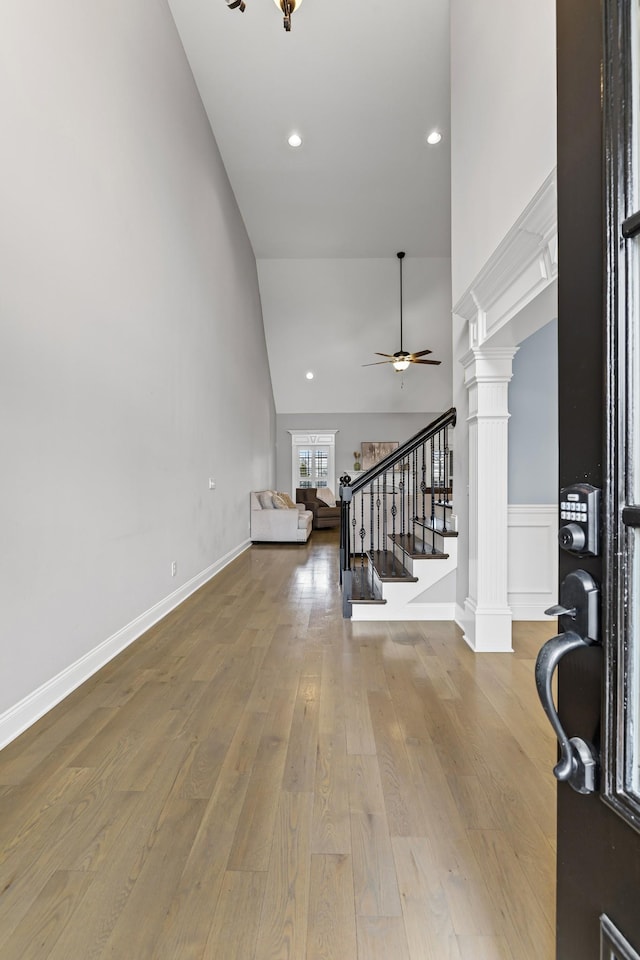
[461,346,518,387]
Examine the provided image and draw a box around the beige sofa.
[250,491,313,543]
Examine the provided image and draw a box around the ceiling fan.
[363,251,442,372]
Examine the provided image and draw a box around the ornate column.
[461,347,517,652]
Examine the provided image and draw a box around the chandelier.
[224,0,305,32]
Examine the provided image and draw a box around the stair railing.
[339,407,456,618]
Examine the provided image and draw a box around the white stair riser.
[389,532,453,569]
[351,540,457,621]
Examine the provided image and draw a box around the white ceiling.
[258,256,453,413]
[166,0,451,260]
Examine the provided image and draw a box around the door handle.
[535,630,598,794]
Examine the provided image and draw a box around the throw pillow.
[257,491,274,509]
[317,488,337,507]
[272,493,290,510]
[277,492,296,509]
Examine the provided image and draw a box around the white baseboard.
[406,602,456,620]
[0,540,251,751]
[351,601,456,622]
[509,600,554,620]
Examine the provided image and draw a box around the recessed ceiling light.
[426,130,442,145]
[288,133,303,148]
[305,371,314,380]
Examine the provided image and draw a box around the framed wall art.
[360,441,399,471]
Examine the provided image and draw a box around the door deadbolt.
[559,483,600,556]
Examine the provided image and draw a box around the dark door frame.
[556,0,640,956]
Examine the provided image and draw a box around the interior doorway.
[288,429,337,496]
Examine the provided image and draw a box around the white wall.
[450,0,557,302]
[258,257,452,414]
[275,412,446,494]
[0,0,276,734]
[509,319,558,503]
[450,0,556,623]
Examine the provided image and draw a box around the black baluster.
[413,447,418,552]
[385,467,398,570]
[382,472,388,549]
[391,469,397,552]
[447,430,452,528]
[441,428,448,532]
[359,492,365,574]
[342,501,349,576]
[369,480,374,555]
[430,435,436,554]
[351,504,357,576]
[376,478,381,556]
[421,441,427,554]
[448,437,452,518]
[399,458,406,539]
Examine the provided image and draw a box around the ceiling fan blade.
[411,358,441,365]
[362,359,396,366]
[408,349,433,358]
[374,352,396,359]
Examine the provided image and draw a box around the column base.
[463,598,513,652]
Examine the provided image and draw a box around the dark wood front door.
[553,0,640,956]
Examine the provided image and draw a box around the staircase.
[339,408,457,620]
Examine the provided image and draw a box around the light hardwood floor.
[0,530,556,959]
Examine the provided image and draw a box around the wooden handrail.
[342,407,456,494]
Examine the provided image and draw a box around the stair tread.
[390,533,450,560]
[367,550,418,583]
[350,565,386,603]
[413,518,458,537]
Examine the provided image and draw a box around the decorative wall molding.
[508,504,558,620]
[455,172,558,653]
[287,430,338,445]
[454,170,558,351]
[0,541,251,750]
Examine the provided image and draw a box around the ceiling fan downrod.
[397,251,405,356]
[361,249,441,371]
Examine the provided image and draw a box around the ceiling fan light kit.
[363,251,442,373]
[393,356,411,373]
[223,0,304,31]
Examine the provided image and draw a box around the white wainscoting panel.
[508,505,557,620]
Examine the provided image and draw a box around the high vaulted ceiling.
[166,0,451,260]
[166,0,452,414]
